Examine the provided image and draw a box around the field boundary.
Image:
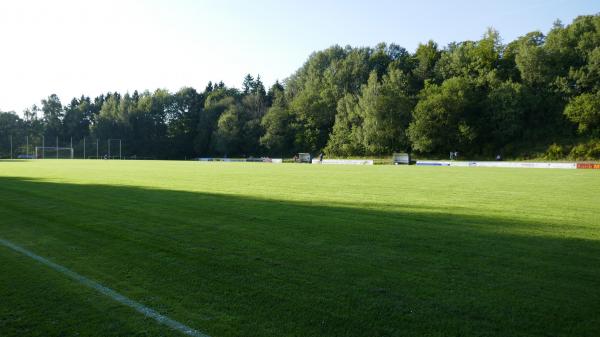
[0,237,210,337]
[311,159,374,165]
[416,160,581,169]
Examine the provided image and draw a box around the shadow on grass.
[0,176,599,337]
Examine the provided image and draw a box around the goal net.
[393,152,410,165]
[35,147,74,159]
[297,153,312,163]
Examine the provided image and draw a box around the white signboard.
[457,161,576,169]
[312,159,374,165]
[416,160,577,169]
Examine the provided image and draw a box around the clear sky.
[0,0,598,114]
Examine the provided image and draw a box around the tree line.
[1,14,599,160]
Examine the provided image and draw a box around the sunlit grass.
[1,160,599,336]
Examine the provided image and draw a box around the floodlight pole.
[70,137,73,159]
[42,136,45,159]
[96,138,99,159]
[83,137,86,159]
[26,136,29,158]
[119,139,122,160]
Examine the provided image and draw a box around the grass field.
[1,160,599,337]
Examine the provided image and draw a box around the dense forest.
[1,14,599,160]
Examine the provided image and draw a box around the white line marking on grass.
[0,238,210,337]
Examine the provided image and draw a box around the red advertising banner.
[577,163,600,169]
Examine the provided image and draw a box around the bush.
[568,139,600,160]
[544,144,565,160]
[587,141,600,159]
[569,144,588,160]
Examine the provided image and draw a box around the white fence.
[416,160,577,169]
[312,159,374,165]
[415,161,451,167]
[197,157,282,163]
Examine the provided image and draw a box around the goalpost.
[35,147,74,159]
[107,139,122,159]
[393,153,411,165]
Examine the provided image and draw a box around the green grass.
[1,160,599,337]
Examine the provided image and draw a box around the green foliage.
[326,68,413,156]
[568,139,600,160]
[358,69,413,154]
[482,80,525,150]
[167,87,205,158]
[260,106,296,156]
[514,33,552,87]
[0,111,24,157]
[289,88,335,153]
[325,94,364,156]
[62,97,92,140]
[544,143,566,160]
[408,77,480,153]
[412,40,441,88]
[564,91,600,135]
[213,103,242,155]
[3,14,600,160]
[41,94,63,139]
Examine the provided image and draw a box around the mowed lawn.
[0,160,599,337]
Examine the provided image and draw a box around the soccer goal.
[35,147,74,159]
[393,152,411,165]
[297,153,312,163]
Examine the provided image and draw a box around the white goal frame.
[393,152,410,165]
[35,146,74,159]
[297,153,311,163]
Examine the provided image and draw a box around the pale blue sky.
[0,0,598,113]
